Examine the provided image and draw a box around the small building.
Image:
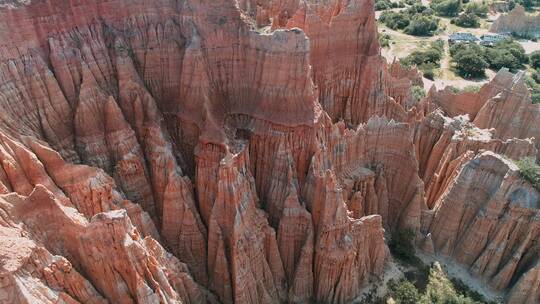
[479,34,507,46]
[448,32,479,44]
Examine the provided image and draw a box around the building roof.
[449,32,479,41]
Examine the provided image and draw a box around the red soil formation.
[0,1,538,303]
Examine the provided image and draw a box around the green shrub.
[450,43,487,78]
[462,85,481,92]
[411,85,427,101]
[453,49,487,78]
[511,31,537,40]
[389,229,418,263]
[525,73,540,104]
[405,0,420,5]
[380,11,410,29]
[404,15,440,36]
[379,33,392,47]
[401,40,443,78]
[464,2,488,17]
[431,0,462,16]
[375,0,397,11]
[484,40,527,72]
[451,13,480,28]
[422,67,436,79]
[451,278,490,303]
[520,0,535,11]
[516,157,540,191]
[406,3,432,14]
[388,279,421,304]
[531,68,540,83]
[387,265,487,304]
[530,51,540,69]
[419,263,480,304]
[403,49,442,66]
[380,4,439,36]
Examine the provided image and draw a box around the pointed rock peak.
[366,115,393,129]
[308,146,330,176]
[24,137,66,169]
[323,168,341,193]
[427,84,437,97]
[28,184,55,202]
[283,186,301,210]
[104,96,130,132]
[115,40,143,86]
[23,184,88,225]
[89,209,130,227]
[80,61,99,89]
[199,99,227,146]
[275,140,299,184]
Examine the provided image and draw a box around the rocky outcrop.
[473,71,540,158]
[420,69,540,159]
[491,5,540,37]
[303,148,388,303]
[0,220,107,304]
[385,59,424,111]
[413,110,537,207]
[323,117,426,231]
[421,152,540,303]
[0,0,538,303]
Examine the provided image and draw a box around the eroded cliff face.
[491,5,540,37]
[415,69,540,303]
[420,152,540,304]
[0,0,538,303]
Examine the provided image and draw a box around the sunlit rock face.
[0,0,538,303]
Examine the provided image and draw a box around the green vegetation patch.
[380,4,440,36]
[450,42,488,78]
[516,157,540,191]
[449,39,528,79]
[451,13,480,28]
[431,0,461,17]
[463,2,488,18]
[401,40,444,79]
[386,263,491,304]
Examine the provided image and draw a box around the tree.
[379,33,392,47]
[451,13,480,28]
[380,11,410,30]
[530,50,540,69]
[464,2,488,17]
[419,263,479,304]
[411,85,427,101]
[516,157,540,191]
[450,43,487,78]
[454,50,487,78]
[375,0,396,11]
[388,280,421,304]
[486,40,528,72]
[404,15,439,36]
[401,40,444,78]
[389,229,417,263]
[431,0,461,16]
[522,0,535,11]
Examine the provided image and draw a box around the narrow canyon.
[0,0,538,303]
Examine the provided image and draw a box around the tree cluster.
[380,4,440,36]
[401,40,444,79]
[450,40,528,79]
[387,264,490,304]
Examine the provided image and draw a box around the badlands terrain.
[0,0,538,303]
